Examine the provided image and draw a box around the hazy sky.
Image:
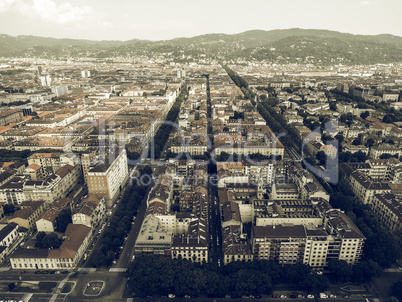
[0,0,401,41]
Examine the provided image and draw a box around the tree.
[391,278,402,301]
[8,282,16,291]
[360,111,370,119]
[316,151,326,166]
[364,231,401,267]
[328,260,353,283]
[3,204,16,215]
[35,232,61,249]
[90,250,106,267]
[352,259,382,282]
[55,208,72,233]
[383,115,395,124]
[366,138,375,148]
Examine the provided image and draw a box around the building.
[372,193,402,233]
[369,144,402,159]
[349,170,391,204]
[134,215,172,256]
[7,200,46,231]
[222,225,253,265]
[72,194,106,229]
[10,223,91,270]
[0,222,19,262]
[0,109,23,126]
[23,164,81,204]
[35,198,73,233]
[87,150,129,207]
[171,218,208,263]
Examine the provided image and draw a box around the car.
[42,270,49,274]
[289,294,297,299]
[307,294,315,299]
[320,293,328,299]
[280,295,287,299]
[34,270,41,274]
[19,270,25,274]
[272,294,278,298]
[112,260,117,264]
[317,271,323,275]
[329,294,336,299]
[255,295,262,299]
[49,270,55,274]
[168,294,175,298]
[61,270,69,274]
[132,255,135,261]
[55,271,60,275]
[184,295,191,298]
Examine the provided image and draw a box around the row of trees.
[126,256,329,298]
[257,100,303,150]
[149,87,188,159]
[223,66,255,105]
[89,166,153,267]
[327,259,382,283]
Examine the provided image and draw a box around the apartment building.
[7,200,46,231]
[372,193,402,233]
[35,198,73,233]
[87,149,129,207]
[349,170,391,204]
[72,194,107,230]
[0,222,19,262]
[23,164,81,204]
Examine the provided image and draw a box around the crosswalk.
[109,268,127,272]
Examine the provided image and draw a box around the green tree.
[90,250,106,268]
[360,111,370,119]
[8,282,16,291]
[366,138,375,148]
[316,151,326,166]
[364,231,401,267]
[3,204,16,215]
[391,278,402,301]
[55,208,72,233]
[328,260,353,283]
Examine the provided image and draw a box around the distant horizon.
[1,27,402,43]
[0,0,401,41]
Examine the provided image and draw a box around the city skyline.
[0,0,401,41]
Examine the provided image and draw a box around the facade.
[10,223,91,270]
[0,109,23,126]
[72,194,107,229]
[349,170,391,204]
[7,200,46,231]
[372,193,402,233]
[23,164,81,204]
[87,149,129,207]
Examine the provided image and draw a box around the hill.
[0,28,401,65]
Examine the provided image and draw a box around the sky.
[0,0,401,41]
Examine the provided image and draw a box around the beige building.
[7,200,46,231]
[372,193,402,233]
[72,194,106,229]
[349,170,391,204]
[10,223,91,270]
[87,149,129,207]
[23,164,81,204]
[35,198,73,233]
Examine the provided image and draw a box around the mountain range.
[1,28,402,65]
